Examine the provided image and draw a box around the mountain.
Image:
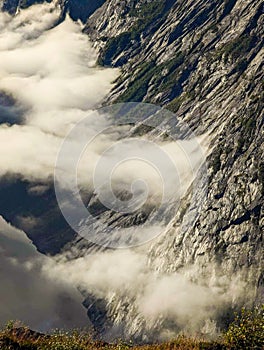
[0,0,263,342]
[2,0,106,21]
[87,0,264,279]
[59,0,106,22]
[82,0,264,339]
[2,0,51,14]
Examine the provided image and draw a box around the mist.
[0,1,249,341]
[0,216,88,331]
[0,1,117,331]
[0,2,118,181]
[41,247,250,340]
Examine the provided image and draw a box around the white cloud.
[0,3,118,181]
[0,2,232,340]
[0,2,117,331]
[0,216,88,332]
[42,247,250,339]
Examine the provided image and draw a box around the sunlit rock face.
[82,0,263,339]
[0,0,263,342]
[85,0,263,274]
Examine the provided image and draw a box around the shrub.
[116,52,184,103]
[1,307,263,350]
[215,34,257,63]
[224,306,264,349]
[98,1,168,66]
[98,32,133,66]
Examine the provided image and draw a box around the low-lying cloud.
[0,216,88,331]
[0,1,117,331]
[42,247,250,341]
[0,1,249,341]
[0,2,118,181]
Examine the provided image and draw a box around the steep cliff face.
[86,0,263,277]
[0,0,263,341]
[82,0,264,338]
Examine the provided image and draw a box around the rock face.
[83,0,264,338]
[1,0,263,341]
[86,0,264,274]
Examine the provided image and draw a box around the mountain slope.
[0,0,263,341]
[86,0,264,280]
[82,0,264,338]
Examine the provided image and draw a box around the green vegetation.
[212,148,222,174]
[258,162,264,196]
[128,1,165,21]
[243,117,256,134]
[98,1,167,66]
[1,306,263,349]
[235,115,256,156]
[224,306,264,349]
[98,32,133,66]
[167,95,185,113]
[208,23,218,33]
[166,93,189,113]
[0,328,223,350]
[116,52,184,102]
[116,60,156,102]
[128,0,166,33]
[216,34,256,63]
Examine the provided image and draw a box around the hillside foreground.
[0,307,263,350]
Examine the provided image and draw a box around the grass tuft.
[0,306,263,349]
